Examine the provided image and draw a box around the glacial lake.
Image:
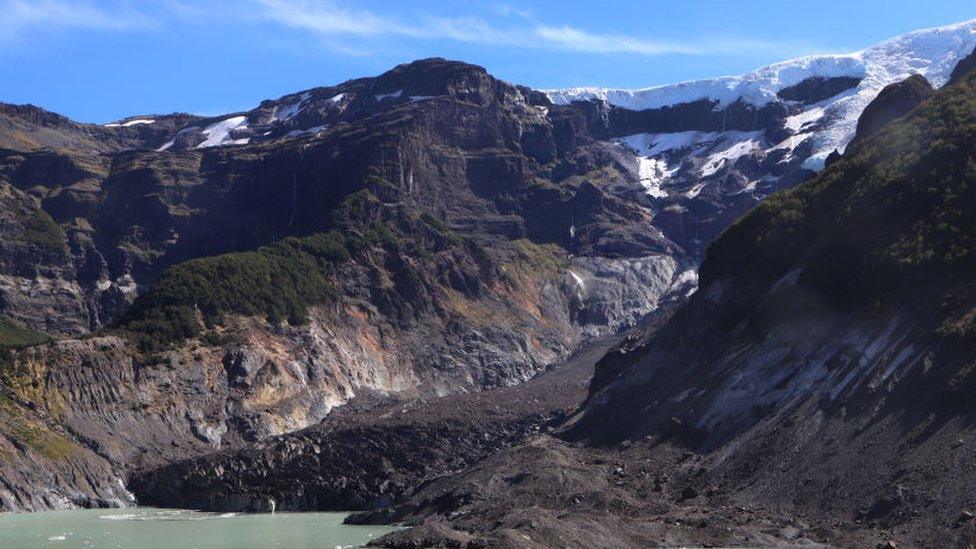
[0,507,398,548]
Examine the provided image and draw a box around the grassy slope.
[701,69,976,318]
[0,317,50,350]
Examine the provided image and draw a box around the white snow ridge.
[550,19,976,168]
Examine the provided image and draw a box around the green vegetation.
[0,189,67,253]
[0,317,51,373]
[200,330,239,348]
[344,221,400,257]
[703,69,976,304]
[512,239,567,278]
[364,221,400,249]
[0,317,50,350]
[117,231,351,352]
[335,189,380,224]
[419,212,448,232]
[19,207,66,252]
[419,212,463,247]
[12,423,76,460]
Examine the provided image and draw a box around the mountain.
[0,59,692,339]
[0,20,974,545]
[0,58,694,511]
[549,19,976,254]
[265,28,976,549]
[552,36,976,547]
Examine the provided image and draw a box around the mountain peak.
[382,57,487,76]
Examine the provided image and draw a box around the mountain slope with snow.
[555,56,976,547]
[538,20,976,260]
[549,19,976,168]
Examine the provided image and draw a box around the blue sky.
[1,0,973,123]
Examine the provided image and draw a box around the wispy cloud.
[253,0,401,37]
[0,0,148,43]
[249,0,786,58]
[533,25,702,56]
[0,0,806,60]
[493,4,533,20]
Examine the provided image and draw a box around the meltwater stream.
[0,507,398,548]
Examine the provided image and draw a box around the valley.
[0,15,975,548]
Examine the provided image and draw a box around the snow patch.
[684,182,708,199]
[285,125,328,138]
[674,269,698,287]
[617,131,715,157]
[672,269,699,297]
[617,130,764,189]
[700,137,762,177]
[105,118,155,127]
[196,116,249,149]
[802,154,827,171]
[784,106,826,133]
[374,90,403,101]
[271,92,310,122]
[547,55,866,110]
[635,157,673,198]
[568,270,586,290]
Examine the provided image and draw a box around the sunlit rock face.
[0,20,974,514]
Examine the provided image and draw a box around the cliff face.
[0,59,688,337]
[0,59,695,511]
[574,66,976,441]
[562,65,976,545]
[4,39,974,518]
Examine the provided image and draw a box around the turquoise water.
[0,507,397,548]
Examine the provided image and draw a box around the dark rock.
[824,148,843,167]
[578,97,788,140]
[552,66,976,547]
[776,76,862,105]
[949,47,976,84]
[852,74,933,143]
[370,522,475,548]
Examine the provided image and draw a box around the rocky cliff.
[558,52,976,547]
[0,59,695,511]
[276,40,976,549]
[1,20,974,524]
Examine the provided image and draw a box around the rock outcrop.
[852,74,934,144]
[949,46,976,83]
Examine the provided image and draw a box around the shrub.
[117,231,350,352]
[0,317,51,349]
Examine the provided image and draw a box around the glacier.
[549,19,976,168]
